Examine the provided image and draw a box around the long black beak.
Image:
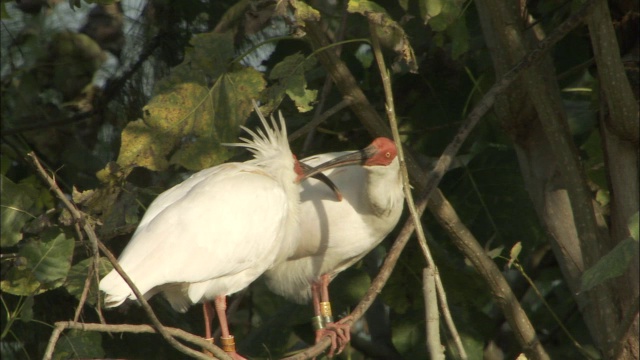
[299,162,343,201]
[301,145,376,180]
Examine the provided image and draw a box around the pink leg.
[214,296,247,360]
[312,281,338,357]
[203,301,215,339]
[202,302,215,355]
[319,274,352,355]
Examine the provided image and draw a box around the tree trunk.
[473,0,638,357]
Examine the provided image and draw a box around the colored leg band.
[220,335,236,352]
[319,301,332,317]
[311,315,325,330]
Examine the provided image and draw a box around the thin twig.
[368,18,451,357]
[424,268,444,360]
[73,262,94,322]
[288,97,353,142]
[42,321,228,359]
[27,152,230,360]
[301,1,351,155]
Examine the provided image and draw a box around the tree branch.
[43,321,228,359]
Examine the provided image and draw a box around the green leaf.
[507,241,522,268]
[426,0,465,32]
[65,257,113,306]
[1,267,44,296]
[581,238,639,291]
[1,175,38,247]
[448,16,469,59]
[422,0,444,20]
[268,53,318,113]
[21,228,74,284]
[53,330,104,360]
[117,67,265,172]
[114,29,266,172]
[116,119,174,171]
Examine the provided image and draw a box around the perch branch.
[424,268,444,360]
[43,321,228,359]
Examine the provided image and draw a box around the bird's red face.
[363,137,397,166]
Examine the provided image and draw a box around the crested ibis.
[264,138,404,356]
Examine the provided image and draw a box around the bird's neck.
[365,159,403,217]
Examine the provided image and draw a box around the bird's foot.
[325,316,352,355]
[315,328,338,358]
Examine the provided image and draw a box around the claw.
[315,328,338,358]
[324,316,352,354]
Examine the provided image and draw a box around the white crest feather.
[224,101,292,166]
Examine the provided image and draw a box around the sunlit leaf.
[507,241,522,268]
[426,0,465,32]
[268,53,318,113]
[1,267,44,296]
[117,119,174,171]
[422,0,443,20]
[581,238,639,291]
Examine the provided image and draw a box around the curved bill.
[299,162,343,201]
[300,145,377,180]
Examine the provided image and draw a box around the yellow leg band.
[220,335,236,353]
[319,301,333,317]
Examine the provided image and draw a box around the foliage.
[1,0,637,359]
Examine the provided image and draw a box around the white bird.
[264,138,404,356]
[99,104,352,359]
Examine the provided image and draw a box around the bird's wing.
[100,163,288,298]
[134,166,227,231]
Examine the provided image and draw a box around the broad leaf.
[267,53,318,113]
[114,31,265,172]
[1,175,37,247]
[20,228,74,284]
[53,330,104,360]
[0,267,44,296]
[581,237,639,291]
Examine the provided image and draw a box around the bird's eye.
[385,152,391,158]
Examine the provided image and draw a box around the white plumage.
[99,110,301,312]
